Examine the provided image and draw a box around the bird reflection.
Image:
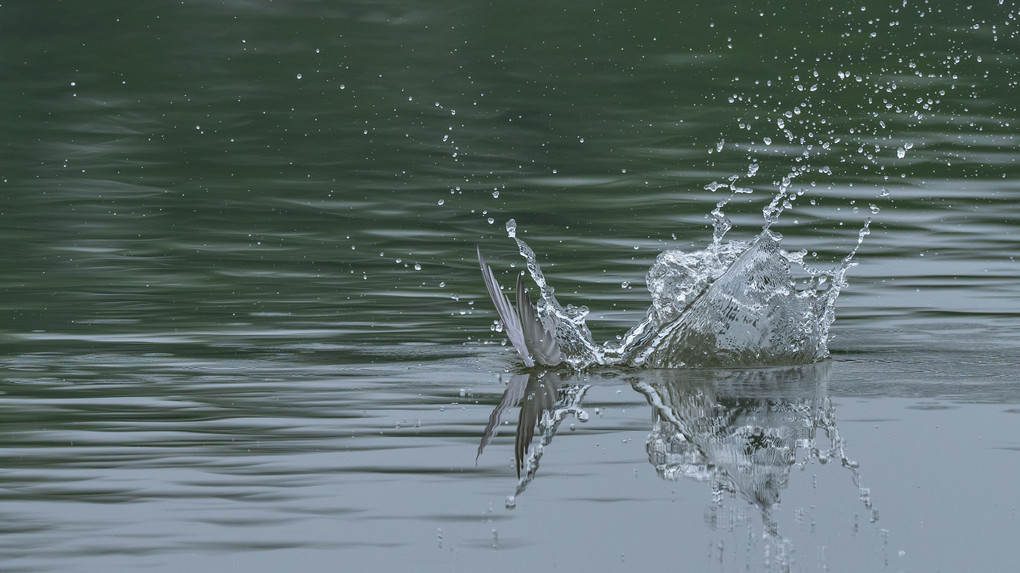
[476,371,589,502]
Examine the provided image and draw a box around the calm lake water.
[1,1,1018,572]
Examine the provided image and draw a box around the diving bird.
[477,246,562,367]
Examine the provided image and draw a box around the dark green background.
[2,0,1015,351]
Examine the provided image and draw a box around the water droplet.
[413,263,422,271]
[492,189,499,198]
[296,73,303,80]
[437,199,445,205]
[896,147,906,159]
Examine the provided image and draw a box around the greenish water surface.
[1,1,1017,572]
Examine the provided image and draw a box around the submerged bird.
[477,246,562,367]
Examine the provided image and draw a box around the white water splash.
[503,209,868,369]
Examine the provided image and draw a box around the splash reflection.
[630,364,875,539]
[479,364,878,562]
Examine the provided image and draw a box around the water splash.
[503,209,868,369]
[506,220,600,368]
[490,0,917,370]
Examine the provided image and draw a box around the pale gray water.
[0,0,1018,572]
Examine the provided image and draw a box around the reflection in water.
[630,364,875,538]
[479,364,878,567]
[476,371,590,508]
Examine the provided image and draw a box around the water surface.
[0,1,1018,572]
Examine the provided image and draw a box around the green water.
[1,1,1018,571]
